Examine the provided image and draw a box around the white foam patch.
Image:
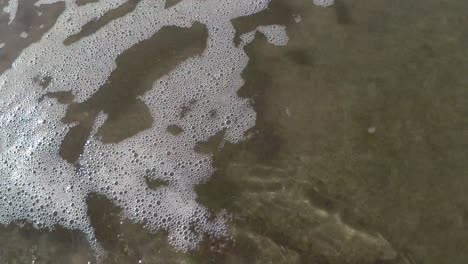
[293,14,302,23]
[313,0,335,7]
[0,0,288,258]
[3,0,18,24]
[0,43,5,49]
[239,25,289,48]
[257,25,289,46]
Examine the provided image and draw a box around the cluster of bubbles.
[313,0,335,8]
[0,0,288,257]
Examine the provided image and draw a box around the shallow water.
[1,0,468,263]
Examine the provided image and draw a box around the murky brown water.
[2,0,468,263]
